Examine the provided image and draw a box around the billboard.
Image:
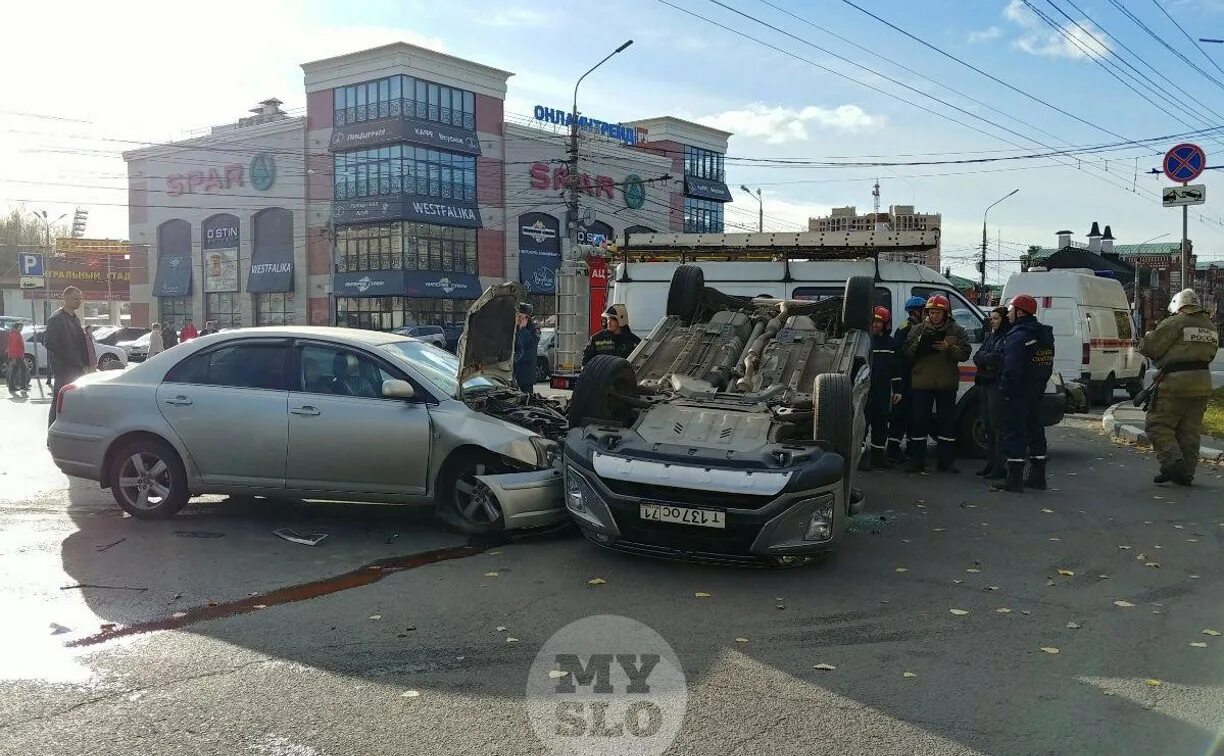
[24,250,131,300]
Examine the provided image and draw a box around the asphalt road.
[1,394,1222,756]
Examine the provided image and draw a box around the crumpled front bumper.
[474,467,565,530]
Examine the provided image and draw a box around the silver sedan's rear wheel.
[108,438,188,519]
[437,450,508,535]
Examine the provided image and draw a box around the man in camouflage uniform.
[1138,288,1220,485]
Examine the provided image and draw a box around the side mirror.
[382,379,415,399]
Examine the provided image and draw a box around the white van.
[608,258,1068,457]
[1002,268,1143,406]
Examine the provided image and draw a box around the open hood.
[455,281,525,397]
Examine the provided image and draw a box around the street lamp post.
[32,210,66,323]
[739,185,763,232]
[980,189,1019,305]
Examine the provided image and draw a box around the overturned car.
[561,266,876,566]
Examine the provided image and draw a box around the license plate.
[640,502,725,529]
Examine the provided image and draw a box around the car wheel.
[98,353,121,371]
[666,264,704,323]
[957,399,988,458]
[813,372,856,510]
[1102,372,1116,404]
[24,355,35,375]
[436,449,509,535]
[537,356,550,383]
[108,437,189,519]
[841,276,875,333]
[568,355,637,427]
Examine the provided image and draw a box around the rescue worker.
[886,295,929,463]
[904,294,972,473]
[1138,288,1220,485]
[992,294,1055,493]
[512,303,539,393]
[861,306,902,470]
[972,306,1010,479]
[582,303,641,364]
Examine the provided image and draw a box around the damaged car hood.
[455,282,525,396]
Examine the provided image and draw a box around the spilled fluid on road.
[66,543,488,648]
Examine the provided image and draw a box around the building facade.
[125,43,734,331]
[125,100,306,329]
[809,205,942,268]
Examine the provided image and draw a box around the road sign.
[18,252,44,276]
[19,276,45,289]
[1163,143,1206,182]
[1163,183,1206,207]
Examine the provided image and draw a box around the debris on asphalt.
[813,663,836,671]
[894,567,908,573]
[402,690,420,698]
[369,615,382,620]
[1145,679,1161,687]
[1203,629,1221,636]
[735,637,749,643]
[694,592,711,598]
[1118,545,1132,550]
[1113,600,1135,608]
[1041,508,1054,514]
[587,578,607,586]
[96,538,125,552]
[949,609,969,616]
[253,604,267,610]
[902,671,918,678]
[506,637,519,643]
[1145,562,1160,568]
[548,670,569,679]
[273,528,328,546]
[1066,622,1081,629]
[1189,642,1208,648]
[1057,569,1075,576]
[966,568,981,574]
[1040,647,1060,654]
[496,626,507,632]
[1021,610,1031,615]
[484,572,499,577]
[49,623,70,635]
[173,530,226,539]
[986,586,999,591]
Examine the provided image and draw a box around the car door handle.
[290,406,320,416]
[163,395,193,406]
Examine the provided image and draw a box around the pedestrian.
[992,294,1056,493]
[179,318,199,341]
[161,321,179,349]
[973,306,1010,479]
[201,320,218,336]
[83,325,98,370]
[582,304,641,364]
[44,286,91,425]
[6,321,29,397]
[903,294,972,473]
[148,322,165,356]
[885,295,928,464]
[860,306,902,471]
[1138,288,1220,485]
[513,303,540,393]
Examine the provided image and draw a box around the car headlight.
[530,437,560,469]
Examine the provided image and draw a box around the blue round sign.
[1163,143,1206,183]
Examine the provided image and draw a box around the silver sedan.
[48,324,564,533]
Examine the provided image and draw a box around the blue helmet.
[904,296,927,313]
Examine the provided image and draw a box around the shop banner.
[329,117,481,155]
[202,214,240,250]
[333,270,402,297]
[518,212,561,294]
[332,269,481,299]
[249,208,294,293]
[204,248,239,293]
[684,176,733,202]
[152,251,192,297]
[333,196,482,228]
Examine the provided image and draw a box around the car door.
[156,339,290,489]
[284,340,433,496]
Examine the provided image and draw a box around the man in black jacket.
[972,307,1010,479]
[45,286,90,425]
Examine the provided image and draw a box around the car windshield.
[378,338,499,395]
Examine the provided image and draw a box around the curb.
[1102,402,1224,462]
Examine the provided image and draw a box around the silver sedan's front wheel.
[437,451,508,535]
[108,438,188,519]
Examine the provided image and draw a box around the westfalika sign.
[332,196,483,228]
[532,106,645,146]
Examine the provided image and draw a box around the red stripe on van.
[959,365,977,382]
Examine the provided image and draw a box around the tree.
[1,205,71,316]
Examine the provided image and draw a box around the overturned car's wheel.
[841,275,875,333]
[568,355,637,427]
[436,449,509,535]
[813,373,854,463]
[667,264,704,323]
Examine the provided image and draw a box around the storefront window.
[336,296,466,331]
[333,75,475,130]
[683,197,724,233]
[206,293,242,329]
[255,292,295,326]
[335,222,476,274]
[158,297,191,328]
[334,145,476,202]
[683,145,725,182]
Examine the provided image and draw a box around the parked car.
[562,267,874,566]
[22,325,129,374]
[537,327,556,382]
[391,324,447,349]
[0,315,32,331]
[442,322,464,352]
[119,332,152,363]
[93,326,150,347]
[48,289,568,534]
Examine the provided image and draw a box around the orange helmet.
[1009,294,1038,316]
[872,306,892,324]
[924,295,951,312]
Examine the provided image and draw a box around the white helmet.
[1168,288,1201,314]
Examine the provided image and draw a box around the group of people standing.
[863,292,1055,494]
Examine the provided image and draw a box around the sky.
[4,0,1224,282]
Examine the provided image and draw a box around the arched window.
[153,219,193,325]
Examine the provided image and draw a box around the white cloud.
[968,26,1003,43]
[1002,0,1111,59]
[476,8,551,28]
[697,104,884,143]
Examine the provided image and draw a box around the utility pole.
[739,185,763,231]
[1181,202,1190,292]
[980,189,1019,306]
